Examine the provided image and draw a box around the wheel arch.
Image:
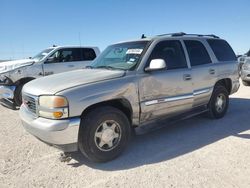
[80,98,133,125]
[14,77,36,86]
[214,78,232,94]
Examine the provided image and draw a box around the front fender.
[7,64,43,83]
[58,75,140,125]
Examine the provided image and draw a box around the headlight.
[243,61,250,70]
[38,96,69,119]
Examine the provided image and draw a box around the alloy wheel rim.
[94,120,121,151]
[215,93,226,113]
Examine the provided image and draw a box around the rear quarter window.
[207,39,237,61]
[81,48,96,61]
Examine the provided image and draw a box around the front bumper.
[0,85,16,109]
[19,105,81,152]
[241,69,250,81]
[0,85,15,99]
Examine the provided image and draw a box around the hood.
[23,69,126,96]
[0,59,35,73]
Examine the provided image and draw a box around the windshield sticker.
[126,49,143,54]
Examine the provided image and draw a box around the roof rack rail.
[156,32,220,39]
[157,32,186,37]
[184,34,220,39]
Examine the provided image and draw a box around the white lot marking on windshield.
[126,49,143,54]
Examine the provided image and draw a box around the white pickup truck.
[0,46,100,108]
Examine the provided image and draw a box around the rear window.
[207,39,236,61]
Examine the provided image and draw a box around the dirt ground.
[0,83,250,188]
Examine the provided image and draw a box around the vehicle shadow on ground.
[68,97,250,171]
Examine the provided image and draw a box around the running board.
[135,105,208,135]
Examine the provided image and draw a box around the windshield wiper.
[95,65,123,70]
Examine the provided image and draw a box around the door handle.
[67,65,75,68]
[183,74,192,81]
[209,69,215,75]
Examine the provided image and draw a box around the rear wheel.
[78,106,131,162]
[207,85,229,119]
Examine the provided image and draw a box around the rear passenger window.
[148,40,187,70]
[81,48,96,61]
[207,39,237,61]
[184,40,212,66]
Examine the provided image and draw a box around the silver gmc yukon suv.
[19,33,240,162]
[0,46,100,109]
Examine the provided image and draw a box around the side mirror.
[45,57,54,64]
[145,59,166,72]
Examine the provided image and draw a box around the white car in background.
[0,46,100,108]
[241,57,250,86]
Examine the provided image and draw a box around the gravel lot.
[0,83,250,188]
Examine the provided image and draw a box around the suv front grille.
[23,94,37,115]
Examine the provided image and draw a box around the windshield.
[91,41,149,70]
[32,48,55,61]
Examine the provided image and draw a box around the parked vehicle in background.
[241,57,250,86]
[20,33,240,162]
[0,46,100,108]
[238,49,250,75]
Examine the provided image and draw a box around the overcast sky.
[0,0,249,60]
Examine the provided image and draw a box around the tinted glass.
[81,48,96,60]
[48,49,73,63]
[148,40,187,70]
[207,39,236,61]
[184,40,212,66]
[48,48,96,63]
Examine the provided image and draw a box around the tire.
[78,106,131,162]
[207,85,229,119]
[242,80,250,86]
[14,84,24,106]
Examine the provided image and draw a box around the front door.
[139,40,193,123]
[42,48,87,75]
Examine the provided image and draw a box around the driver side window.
[148,40,187,70]
[46,49,74,63]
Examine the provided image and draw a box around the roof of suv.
[115,32,223,44]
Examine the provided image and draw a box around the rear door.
[183,40,217,107]
[139,40,193,123]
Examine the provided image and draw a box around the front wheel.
[207,86,229,119]
[14,84,24,106]
[78,106,131,162]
